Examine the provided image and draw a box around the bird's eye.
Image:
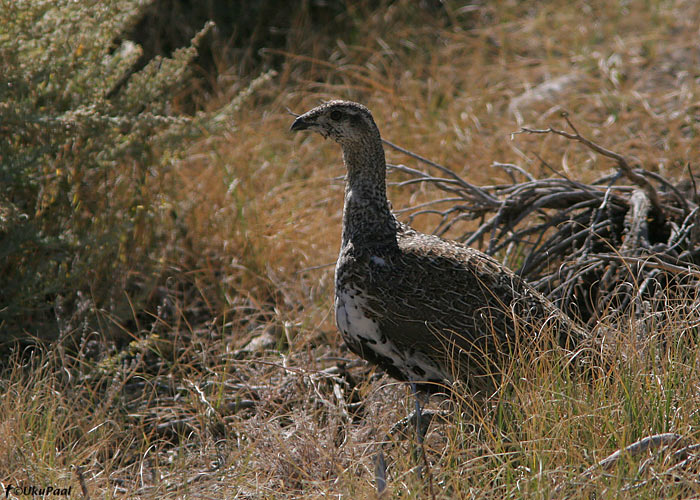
[330,110,342,121]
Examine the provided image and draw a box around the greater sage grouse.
[291,100,584,393]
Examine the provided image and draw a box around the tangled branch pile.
[386,115,700,331]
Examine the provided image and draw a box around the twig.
[492,162,535,182]
[590,253,700,277]
[582,433,687,478]
[295,261,335,274]
[639,169,690,213]
[382,138,500,207]
[688,163,698,204]
[621,189,651,254]
[517,113,664,216]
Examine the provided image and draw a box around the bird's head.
[290,100,380,147]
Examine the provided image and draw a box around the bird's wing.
[359,232,581,379]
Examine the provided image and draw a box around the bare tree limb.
[516,113,665,217]
[582,433,687,478]
[382,138,500,207]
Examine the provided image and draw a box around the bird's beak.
[290,116,311,132]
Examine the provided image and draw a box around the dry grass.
[3,0,700,498]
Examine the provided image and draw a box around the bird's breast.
[334,279,448,385]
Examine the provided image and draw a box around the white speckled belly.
[334,285,447,383]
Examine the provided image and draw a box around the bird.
[291,100,585,395]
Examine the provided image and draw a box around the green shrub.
[0,0,211,341]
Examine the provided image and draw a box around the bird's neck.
[340,139,397,248]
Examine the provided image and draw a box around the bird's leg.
[373,449,387,495]
[388,385,437,440]
[381,384,448,495]
[410,382,437,496]
[411,382,427,444]
[410,382,429,477]
[410,382,424,478]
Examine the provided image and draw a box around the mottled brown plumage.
[291,100,583,394]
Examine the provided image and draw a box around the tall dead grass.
[3,0,700,498]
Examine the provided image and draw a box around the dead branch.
[553,433,697,496]
[516,112,665,217]
[621,189,651,253]
[582,433,687,478]
[383,138,500,208]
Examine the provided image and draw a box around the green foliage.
[0,0,210,340]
